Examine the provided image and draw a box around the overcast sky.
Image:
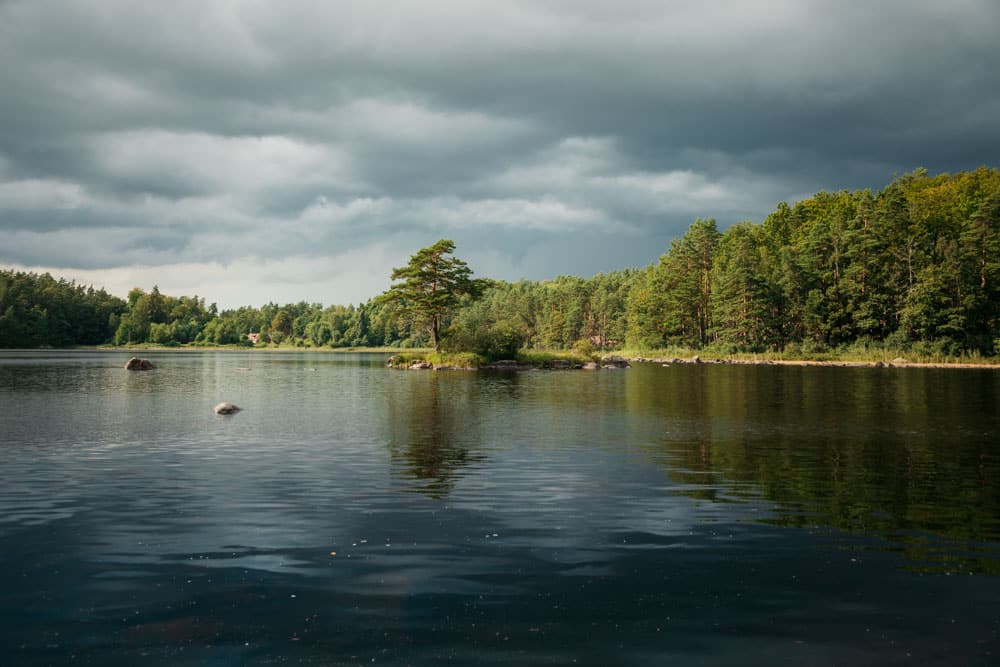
[1,0,998,308]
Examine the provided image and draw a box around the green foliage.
[4,168,1000,360]
[572,338,597,358]
[387,350,480,369]
[615,167,1000,357]
[0,270,125,347]
[514,350,593,367]
[375,239,487,351]
[271,308,294,337]
[659,218,721,347]
[196,317,244,345]
[436,351,481,368]
[442,271,636,356]
[450,319,525,361]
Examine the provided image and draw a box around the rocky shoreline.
[388,353,998,371]
[625,355,999,370]
[386,356,632,371]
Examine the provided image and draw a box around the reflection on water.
[382,372,490,497]
[1,351,998,665]
[625,364,1000,572]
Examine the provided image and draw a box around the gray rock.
[124,357,154,371]
[214,402,241,415]
[599,356,630,368]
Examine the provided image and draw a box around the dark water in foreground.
[1,350,998,666]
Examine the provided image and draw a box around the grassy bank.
[387,351,482,369]
[514,350,595,367]
[387,349,597,370]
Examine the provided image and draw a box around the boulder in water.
[125,357,154,371]
[214,402,241,415]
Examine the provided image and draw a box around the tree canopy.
[375,239,487,351]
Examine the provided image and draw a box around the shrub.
[572,338,596,357]
[444,318,525,361]
[478,321,525,361]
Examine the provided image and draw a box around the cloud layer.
[2,0,998,307]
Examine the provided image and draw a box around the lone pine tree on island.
[375,239,487,352]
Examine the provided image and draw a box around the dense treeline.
[0,271,126,347]
[445,167,1000,357]
[651,166,1000,356]
[2,168,998,356]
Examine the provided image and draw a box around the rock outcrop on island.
[124,357,154,371]
[386,354,633,371]
[214,402,241,415]
[600,356,630,369]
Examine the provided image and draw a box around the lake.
[1,350,998,665]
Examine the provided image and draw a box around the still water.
[1,350,998,665]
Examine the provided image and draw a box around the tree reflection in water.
[625,363,1000,573]
[382,371,489,497]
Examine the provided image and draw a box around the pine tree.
[375,240,486,352]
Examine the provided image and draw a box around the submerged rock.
[124,357,154,371]
[214,402,241,415]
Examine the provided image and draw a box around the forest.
[1,167,998,357]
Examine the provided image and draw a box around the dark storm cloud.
[1,0,998,306]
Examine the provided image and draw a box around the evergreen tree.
[375,240,486,352]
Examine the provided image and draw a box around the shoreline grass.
[514,350,594,367]
[387,351,482,369]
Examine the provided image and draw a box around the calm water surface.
[1,350,998,665]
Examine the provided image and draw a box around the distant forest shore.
[3,167,999,362]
